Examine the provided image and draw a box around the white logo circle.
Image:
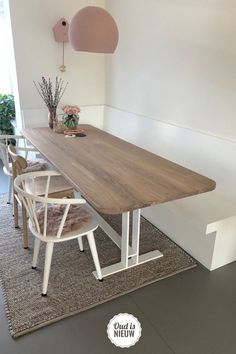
[107,313,142,348]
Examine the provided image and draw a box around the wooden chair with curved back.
[0,135,36,203]
[8,144,74,249]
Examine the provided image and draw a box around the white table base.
[88,206,163,279]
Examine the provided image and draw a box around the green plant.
[0,94,15,136]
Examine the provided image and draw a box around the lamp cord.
[59,42,66,72]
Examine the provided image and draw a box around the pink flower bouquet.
[62,105,80,128]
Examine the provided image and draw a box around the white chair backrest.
[14,170,86,238]
[8,144,28,178]
[0,142,10,173]
[1,134,37,164]
[0,134,22,148]
[0,135,20,173]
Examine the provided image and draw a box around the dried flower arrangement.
[34,77,68,129]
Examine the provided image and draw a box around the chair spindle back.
[14,171,86,238]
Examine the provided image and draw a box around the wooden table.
[22,125,216,278]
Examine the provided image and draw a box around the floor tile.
[0,288,173,354]
[129,265,236,354]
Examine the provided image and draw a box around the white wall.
[9,0,106,128]
[105,1,236,269]
[106,0,236,141]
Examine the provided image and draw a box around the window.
[0,0,13,94]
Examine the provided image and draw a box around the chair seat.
[23,159,47,173]
[31,204,98,240]
[25,175,73,197]
[3,158,47,176]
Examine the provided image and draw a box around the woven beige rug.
[0,195,197,338]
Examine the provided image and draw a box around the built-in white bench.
[104,105,236,270]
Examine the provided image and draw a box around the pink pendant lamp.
[69,6,119,53]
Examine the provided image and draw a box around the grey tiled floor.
[1,161,236,354]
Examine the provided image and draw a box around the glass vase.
[48,108,58,129]
[53,119,67,134]
[63,114,79,130]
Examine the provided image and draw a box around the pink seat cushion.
[36,204,91,236]
[23,159,47,173]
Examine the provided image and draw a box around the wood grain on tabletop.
[22,125,216,214]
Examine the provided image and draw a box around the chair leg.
[42,242,54,296]
[32,238,41,269]
[87,232,103,281]
[13,194,19,228]
[22,206,28,249]
[7,177,12,204]
[78,237,84,252]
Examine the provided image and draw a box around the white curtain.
[0,0,13,94]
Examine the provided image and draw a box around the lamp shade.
[69,6,119,53]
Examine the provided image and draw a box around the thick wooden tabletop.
[22,125,216,214]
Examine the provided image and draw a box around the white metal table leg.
[131,209,141,264]
[93,208,163,279]
[121,212,130,268]
[86,203,133,253]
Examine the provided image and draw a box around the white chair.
[0,140,12,203]
[0,135,37,203]
[14,170,103,296]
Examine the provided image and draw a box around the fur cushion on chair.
[36,204,91,236]
[23,159,47,173]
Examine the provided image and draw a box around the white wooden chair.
[0,135,36,203]
[8,144,74,249]
[14,170,103,296]
[0,141,12,203]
